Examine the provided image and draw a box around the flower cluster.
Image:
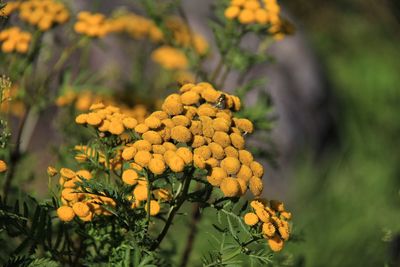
[18,0,70,31]
[0,160,7,173]
[56,89,150,122]
[151,46,189,70]
[56,168,116,222]
[244,199,291,251]
[75,103,140,136]
[0,27,31,54]
[224,0,288,40]
[119,82,264,199]
[74,11,110,38]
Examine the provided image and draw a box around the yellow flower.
[220,157,241,175]
[72,202,90,217]
[171,125,192,143]
[250,199,265,210]
[193,154,206,169]
[224,146,238,158]
[145,200,160,216]
[123,117,138,129]
[163,142,177,151]
[212,118,230,132]
[278,226,289,241]
[194,145,212,160]
[244,212,259,226]
[208,142,225,160]
[176,147,193,164]
[207,167,227,186]
[212,131,231,148]
[191,135,205,148]
[237,165,253,181]
[238,150,254,166]
[234,118,254,133]
[172,115,190,127]
[142,131,163,145]
[250,161,264,177]
[220,177,240,197]
[133,184,148,201]
[0,160,8,173]
[135,123,149,134]
[57,206,75,222]
[61,188,79,202]
[255,9,269,24]
[166,155,185,172]
[267,234,284,252]
[60,168,76,179]
[151,46,188,70]
[134,150,152,167]
[162,94,184,116]
[134,140,152,151]
[122,146,137,161]
[230,133,245,149]
[109,119,125,135]
[249,176,263,196]
[225,6,240,20]
[122,169,139,185]
[148,158,166,175]
[238,9,255,24]
[270,200,285,212]
[144,116,162,129]
[197,104,216,117]
[79,212,94,222]
[190,121,203,136]
[181,91,200,105]
[262,222,276,237]
[255,208,270,223]
[280,211,292,220]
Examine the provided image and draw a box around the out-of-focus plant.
[0,0,295,265]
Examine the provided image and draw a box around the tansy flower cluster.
[56,89,150,122]
[224,0,288,40]
[75,103,140,136]
[151,46,189,70]
[119,82,264,199]
[0,27,31,54]
[18,0,70,31]
[56,168,116,222]
[244,199,292,252]
[74,11,110,38]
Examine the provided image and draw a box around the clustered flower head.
[0,27,31,54]
[56,167,116,222]
[18,0,70,31]
[74,11,110,38]
[244,199,291,252]
[118,82,263,199]
[224,0,289,40]
[151,46,189,70]
[56,89,150,122]
[75,102,141,136]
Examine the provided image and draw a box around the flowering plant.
[0,0,294,266]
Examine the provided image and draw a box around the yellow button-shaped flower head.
[220,177,241,197]
[122,146,137,161]
[148,158,166,175]
[142,130,163,145]
[262,222,276,237]
[123,117,138,129]
[267,234,284,252]
[109,119,125,135]
[86,112,102,126]
[224,6,240,20]
[249,176,263,196]
[145,200,161,216]
[162,94,184,115]
[57,206,75,222]
[244,212,259,226]
[134,150,152,167]
[213,131,231,148]
[72,202,90,217]
[238,150,254,166]
[250,161,264,177]
[207,167,227,186]
[144,116,162,129]
[181,91,200,105]
[220,157,241,175]
[212,118,230,132]
[166,156,185,172]
[134,140,152,151]
[176,147,193,164]
[122,169,139,185]
[133,184,148,201]
[75,114,88,124]
[0,160,7,173]
[230,133,245,149]
[171,125,192,143]
[238,9,255,24]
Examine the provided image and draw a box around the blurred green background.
[282,0,400,266]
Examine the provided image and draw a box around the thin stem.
[151,168,194,250]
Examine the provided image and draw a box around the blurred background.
[279,0,400,266]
